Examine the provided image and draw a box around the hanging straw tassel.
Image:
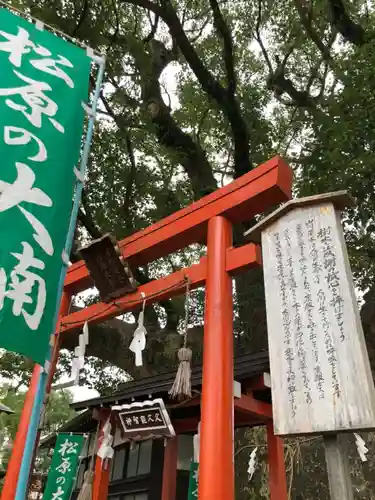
[77,421,100,500]
[169,346,192,400]
[169,278,192,400]
[76,470,94,500]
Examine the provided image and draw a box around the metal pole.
[0,366,40,499]
[26,293,72,494]
[199,216,234,500]
[14,59,105,500]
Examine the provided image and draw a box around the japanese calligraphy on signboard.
[43,433,84,500]
[114,399,175,439]
[246,193,375,436]
[0,8,90,364]
[188,462,199,500]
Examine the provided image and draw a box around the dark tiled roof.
[72,351,269,411]
[40,410,94,448]
[42,351,270,449]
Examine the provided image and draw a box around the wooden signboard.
[246,192,375,436]
[113,398,175,440]
[79,233,137,302]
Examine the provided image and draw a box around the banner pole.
[14,58,105,500]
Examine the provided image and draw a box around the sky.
[69,384,99,403]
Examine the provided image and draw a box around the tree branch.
[72,0,89,36]
[294,0,333,60]
[112,35,217,198]
[327,0,367,46]
[123,133,137,225]
[121,0,252,177]
[267,53,318,109]
[209,0,236,96]
[144,10,160,43]
[78,208,102,239]
[255,0,273,73]
[78,189,102,239]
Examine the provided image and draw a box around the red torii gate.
[2,156,292,500]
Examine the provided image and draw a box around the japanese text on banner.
[43,433,84,500]
[0,8,90,364]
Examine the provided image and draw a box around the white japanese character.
[192,468,199,498]
[4,126,47,162]
[31,54,74,88]
[0,26,74,87]
[154,414,162,423]
[51,486,64,499]
[147,415,154,423]
[125,417,132,426]
[0,269,6,309]
[56,477,65,485]
[0,27,34,67]
[59,439,79,456]
[140,416,147,424]
[0,71,64,132]
[0,162,53,255]
[133,416,139,425]
[56,457,71,475]
[1,242,46,330]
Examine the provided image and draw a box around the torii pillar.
[3,156,293,500]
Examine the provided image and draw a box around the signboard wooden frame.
[112,398,175,440]
[246,191,375,436]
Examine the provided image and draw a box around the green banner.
[188,461,199,500]
[0,8,90,364]
[43,433,85,500]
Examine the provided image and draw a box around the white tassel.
[76,470,93,500]
[354,433,368,462]
[169,347,192,400]
[247,447,258,481]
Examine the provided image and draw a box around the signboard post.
[245,191,375,500]
[43,433,85,500]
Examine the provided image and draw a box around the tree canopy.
[2,0,373,379]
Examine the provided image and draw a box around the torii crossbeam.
[2,156,292,500]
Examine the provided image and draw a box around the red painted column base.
[161,436,178,500]
[267,422,288,500]
[92,456,111,500]
[1,366,41,500]
[92,411,112,500]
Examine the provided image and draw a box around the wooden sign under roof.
[113,398,175,440]
[245,191,375,436]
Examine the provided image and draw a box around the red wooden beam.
[173,417,200,434]
[65,156,292,294]
[234,394,273,420]
[244,373,271,392]
[60,243,261,334]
